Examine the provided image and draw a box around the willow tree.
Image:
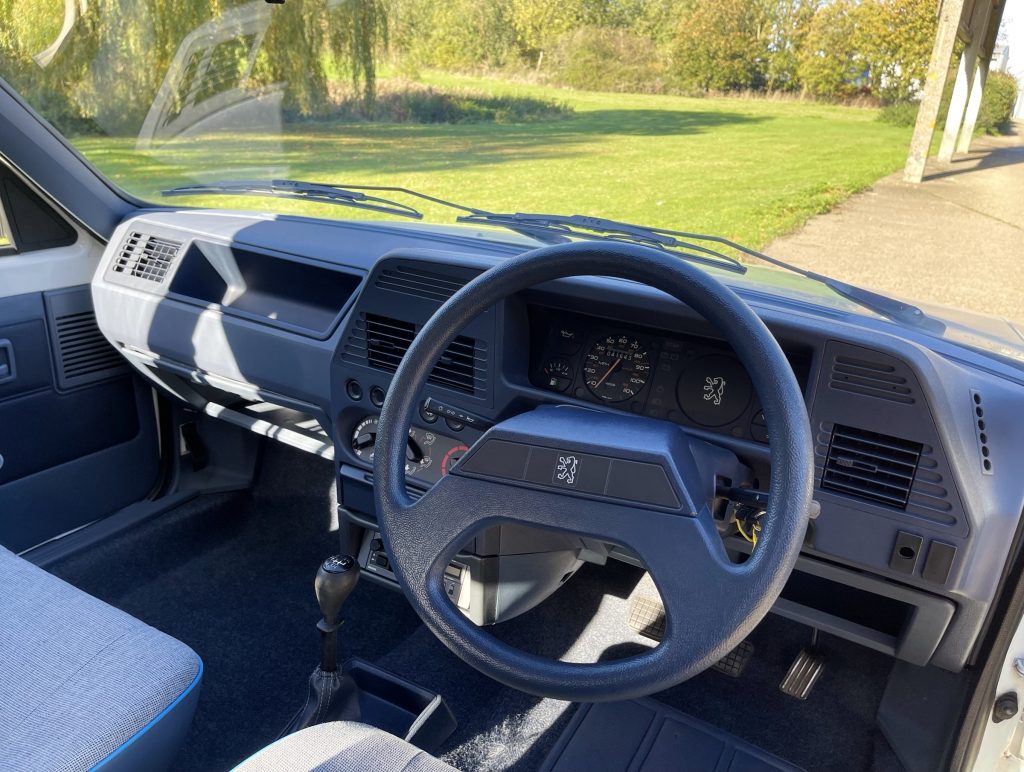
[330,0,388,111]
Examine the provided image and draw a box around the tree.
[507,0,598,66]
[797,0,864,98]
[330,0,388,110]
[671,0,769,92]
[856,0,938,102]
[762,0,820,92]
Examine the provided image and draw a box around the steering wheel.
[374,241,813,702]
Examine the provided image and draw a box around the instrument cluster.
[530,307,809,444]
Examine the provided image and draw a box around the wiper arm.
[459,211,943,331]
[162,179,432,220]
[458,211,747,274]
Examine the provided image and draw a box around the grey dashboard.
[91,209,1024,673]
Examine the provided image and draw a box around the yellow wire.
[736,516,763,547]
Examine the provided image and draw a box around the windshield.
[1,0,1022,332]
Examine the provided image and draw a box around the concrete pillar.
[939,0,995,161]
[904,0,967,183]
[938,49,977,161]
[956,60,989,153]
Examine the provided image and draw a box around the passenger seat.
[0,545,201,771]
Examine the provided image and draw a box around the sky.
[1000,0,1024,80]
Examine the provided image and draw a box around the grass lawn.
[72,73,915,249]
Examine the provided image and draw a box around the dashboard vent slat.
[829,355,914,404]
[347,312,486,395]
[113,231,182,284]
[374,265,475,302]
[821,424,923,510]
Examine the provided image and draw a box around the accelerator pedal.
[780,647,825,700]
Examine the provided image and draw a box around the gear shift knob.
[315,555,360,627]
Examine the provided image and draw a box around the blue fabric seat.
[0,545,201,771]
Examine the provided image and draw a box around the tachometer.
[582,334,651,402]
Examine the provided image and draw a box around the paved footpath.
[765,122,1024,323]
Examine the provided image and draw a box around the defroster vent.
[344,313,485,395]
[113,231,182,283]
[821,425,923,510]
[374,265,475,302]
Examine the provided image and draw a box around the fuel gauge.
[540,358,574,393]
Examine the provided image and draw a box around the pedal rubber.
[627,595,666,641]
[780,647,825,699]
[712,640,754,677]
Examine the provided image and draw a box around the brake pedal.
[780,647,825,699]
[712,640,754,677]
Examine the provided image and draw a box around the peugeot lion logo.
[703,376,727,406]
[555,455,579,486]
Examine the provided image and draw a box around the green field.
[72,73,915,249]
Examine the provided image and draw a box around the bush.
[976,71,1019,135]
[877,100,919,127]
[547,26,666,93]
[326,80,573,124]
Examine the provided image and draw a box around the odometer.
[582,335,651,402]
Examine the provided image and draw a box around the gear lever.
[316,555,360,672]
[279,555,361,737]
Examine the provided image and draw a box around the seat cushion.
[235,722,458,772]
[0,545,201,771]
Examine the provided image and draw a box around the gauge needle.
[594,358,622,388]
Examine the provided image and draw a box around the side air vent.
[374,265,473,302]
[52,310,127,389]
[112,231,182,283]
[821,424,923,510]
[829,355,914,404]
[971,390,993,475]
[344,313,485,395]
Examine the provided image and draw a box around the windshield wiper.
[458,211,943,331]
[162,179,430,220]
[457,212,746,274]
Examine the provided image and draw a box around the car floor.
[50,443,902,771]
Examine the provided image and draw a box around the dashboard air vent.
[374,265,473,302]
[829,355,914,404]
[821,424,923,509]
[349,313,484,395]
[113,231,182,283]
[53,310,127,388]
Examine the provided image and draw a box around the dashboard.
[89,209,1024,675]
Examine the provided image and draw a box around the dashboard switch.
[419,401,438,423]
[922,541,956,584]
[345,379,363,401]
[423,398,493,431]
[369,386,386,407]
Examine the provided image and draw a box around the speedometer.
[582,334,651,402]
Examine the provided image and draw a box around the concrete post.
[938,50,977,161]
[938,0,994,161]
[904,0,967,183]
[956,59,989,153]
